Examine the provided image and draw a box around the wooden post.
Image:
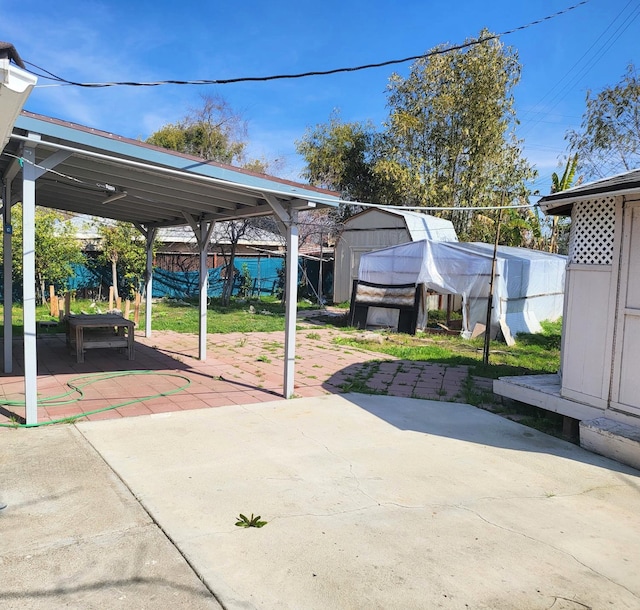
[49,286,56,316]
[124,299,131,319]
[65,292,71,318]
[109,286,114,310]
[134,292,141,327]
[116,296,122,311]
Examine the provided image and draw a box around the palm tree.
[549,154,581,253]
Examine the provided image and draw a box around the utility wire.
[24,1,589,89]
[1,151,535,214]
[519,0,640,140]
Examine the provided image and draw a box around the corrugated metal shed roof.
[344,208,458,242]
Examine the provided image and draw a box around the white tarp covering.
[358,240,567,340]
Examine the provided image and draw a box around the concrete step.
[580,417,640,471]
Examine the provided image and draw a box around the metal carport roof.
[1,111,341,425]
[4,111,338,225]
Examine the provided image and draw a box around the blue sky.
[2,0,638,196]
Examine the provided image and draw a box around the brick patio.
[0,326,494,427]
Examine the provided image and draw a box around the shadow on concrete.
[0,577,214,603]
[338,391,640,479]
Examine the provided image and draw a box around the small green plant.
[257,354,271,363]
[235,513,268,528]
[238,263,252,299]
[307,332,321,340]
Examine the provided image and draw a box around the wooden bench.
[66,314,135,363]
[349,280,424,335]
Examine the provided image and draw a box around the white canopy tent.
[358,239,567,340]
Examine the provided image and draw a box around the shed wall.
[560,196,621,409]
[334,221,411,302]
[560,266,613,408]
[610,198,640,416]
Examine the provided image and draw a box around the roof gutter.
[540,187,640,216]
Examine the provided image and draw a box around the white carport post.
[135,224,157,338]
[263,194,299,398]
[2,171,17,373]
[184,214,215,361]
[21,142,38,423]
[19,138,71,424]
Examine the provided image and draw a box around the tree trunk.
[38,275,46,305]
[221,243,237,307]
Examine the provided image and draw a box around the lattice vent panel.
[569,197,616,265]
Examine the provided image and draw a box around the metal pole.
[22,144,38,424]
[144,229,156,338]
[3,180,13,373]
[483,192,505,365]
[318,233,324,305]
[283,208,299,398]
[198,222,211,361]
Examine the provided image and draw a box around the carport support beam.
[3,180,13,373]
[22,144,38,424]
[263,194,299,398]
[139,226,157,338]
[198,221,214,360]
[183,214,215,361]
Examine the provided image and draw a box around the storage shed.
[493,168,640,469]
[333,208,457,303]
[358,239,566,340]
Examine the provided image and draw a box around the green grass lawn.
[1,297,319,335]
[334,319,562,379]
[1,297,561,378]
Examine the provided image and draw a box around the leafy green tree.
[546,153,581,254]
[148,95,284,305]
[567,64,640,180]
[296,111,381,205]
[4,205,85,304]
[95,221,148,300]
[147,94,247,165]
[381,31,536,239]
[551,153,579,194]
[297,32,537,243]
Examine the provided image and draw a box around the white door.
[611,201,640,415]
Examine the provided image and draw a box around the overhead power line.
[25,1,589,89]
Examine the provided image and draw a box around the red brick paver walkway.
[0,327,493,427]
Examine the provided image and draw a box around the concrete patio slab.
[75,394,640,610]
[0,425,222,609]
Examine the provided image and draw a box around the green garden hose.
[0,370,192,428]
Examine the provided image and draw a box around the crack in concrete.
[456,504,640,601]
[547,596,593,610]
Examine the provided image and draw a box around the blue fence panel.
[152,257,283,299]
[1,255,336,302]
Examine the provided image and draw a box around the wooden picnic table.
[66,314,135,363]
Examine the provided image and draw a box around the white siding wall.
[560,196,621,409]
[610,198,640,415]
[561,266,614,408]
